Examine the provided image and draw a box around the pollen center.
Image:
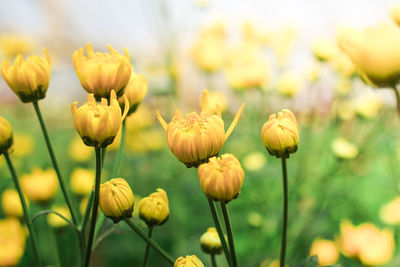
[177,113,208,132]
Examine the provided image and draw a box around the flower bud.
[309,239,339,266]
[0,117,13,154]
[138,188,169,226]
[1,189,26,217]
[70,168,94,195]
[157,89,245,168]
[47,206,71,228]
[174,255,204,267]
[198,153,245,202]
[99,178,134,223]
[118,72,148,116]
[1,49,50,102]
[261,109,299,158]
[71,90,129,147]
[21,168,58,203]
[200,227,222,254]
[73,43,132,98]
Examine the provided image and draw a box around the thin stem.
[81,192,94,236]
[211,254,218,267]
[141,226,154,267]
[392,85,400,116]
[84,147,102,267]
[32,101,78,225]
[220,202,238,267]
[125,219,174,265]
[207,197,231,267]
[112,119,126,177]
[4,152,42,267]
[280,157,289,267]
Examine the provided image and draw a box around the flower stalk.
[141,226,154,267]
[220,201,238,267]
[280,157,289,267]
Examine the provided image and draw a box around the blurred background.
[1,0,400,266]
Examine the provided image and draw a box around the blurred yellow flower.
[174,255,204,267]
[12,134,34,158]
[139,188,169,226]
[21,168,58,203]
[71,90,129,147]
[198,153,245,202]
[380,196,400,225]
[157,89,245,168]
[0,217,26,267]
[200,90,228,113]
[267,27,296,66]
[339,23,400,87]
[1,189,26,217]
[277,71,302,97]
[0,35,33,57]
[391,6,400,27]
[261,109,299,158]
[99,178,134,223]
[330,51,355,77]
[247,212,263,227]
[118,72,148,116]
[354,93,382,119]
[331,138,358,159]
[312,38,337,62]
[126,105,154,131]
[335,77,352,96]
[339,220,394,266]
[243,152,266,171]
[126,129,164,153]
[200,227,222,254]
[0,117,13,154]
[73,43,132,98]
[80,197,89,215]
[333,100,355,121]
[306,62,321,83]
[70,168,94,196]
[69,136,92,162]
[309,239,339,266]
[1,49,50,102]
[47,206,71,228]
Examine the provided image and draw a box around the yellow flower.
[21,168,58,202]
[391,6,400,27]
[338,220,395,266]
[0,116,13,154]
[47,206,71,228]
[80,197,89,215]
[73,43,132,98]
[126,129,164,153]
[247,212,263,227]
[261,109,299,158]
[338,23,400,87]
[331,138,358,160]
[70,168,94,195]
[312,38,338,62]
[0,217,26,267]
[309,239,339,266]
[99,178,134,223]
[200,227,222,254]
[174,255,204,267]
[71,90,129,147]
[380,196,400,225]
[243,152,266,172]
[118,72,148,116]
[69,136,92,162]
[12,134,34,158]
[157,89,245,168]
[0,35,33,57]
[198,153,245,202]
[354,92,382,119]
[1,189,26,217]
[200,91,228,113]
[139,188,169,226]
[1,49,50,102]
[306,62,321,83]
[277,71,302,97]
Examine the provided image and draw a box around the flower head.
[70,168,94,195]
[99,178,134,223]
[0,116,13,154]
[73,43,132,98]
[1,48,50,102]
[118,72,148,116]
[0,218,26,267]
[21,168,58,203]
[198,153,245,202]
[71,90,129,147]
[157,89,245,168]
[261,109,299,158]
[338,23,400,87]
[138,188,169,226]
[309,239,339,266]
[200,227,222,254]
[174,255,204,267]
[331,137,358,160]
[47,206,71,228]
[1,189,26,217]
[380,196,400,225]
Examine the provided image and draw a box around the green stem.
[220,202,238,267]
[4,152,42,267]
[84,147,102,267]
[112,119,126,177]
[125,219,174,265]
[141,226,154,267]
[280,157,289,267]
[207,197,231,267]
[211,254,217,267]
[391,85,400,116]
[32,101,78,225]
